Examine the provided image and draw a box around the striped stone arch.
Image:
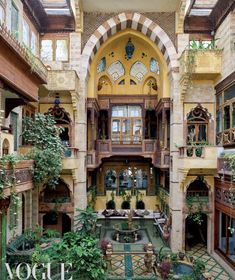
[81,12,178,80]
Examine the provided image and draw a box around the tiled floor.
[187,243,234,280]
[100,221,234,280]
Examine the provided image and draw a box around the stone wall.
[82,12,176,51]
[215,12,235,83]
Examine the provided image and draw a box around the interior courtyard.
[0,0,235,279]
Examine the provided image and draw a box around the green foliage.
[22,113,65,187]
[87,185,97,209]
[187,196,207,226]
[50,232,106,280]
[74,207,98,236]
[120,190,132,209]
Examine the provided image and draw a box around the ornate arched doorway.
[185,178,209,250]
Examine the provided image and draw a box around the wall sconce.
[150,167,153,175]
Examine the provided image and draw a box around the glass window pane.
[228,217,235,261]
[112,106,127,117]
[232,103,235,128]
[56,39,68,61]
[11,3,19,38]
[119,169,132,189]
[40,40,53,61]
[216,110,222,133]
[187,125,196,143]
[128,106,141,117]
[198,125,206,142]
[31,32,37,55]
[224,84,235,102]
[133,119,142,143]
[219,212,226,253]
[224,106,230,130]
[217,94,222,107]
[23,19,29,47]
[105,170,117,189]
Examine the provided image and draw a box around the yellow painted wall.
[94,190,160,210]
[88,29,170,99]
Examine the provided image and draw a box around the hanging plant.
[22,113,65,188]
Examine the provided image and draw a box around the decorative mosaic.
[130,61,148,82]
[150,58,160,74]
[107,61,125,81]
[97,57,106,73]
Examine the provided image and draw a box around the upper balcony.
[62,147,79,170]
[180,49,222,80]
[178,145,220,171]
[0,160,34,197]
[0,23,47,101]
[87,139,158,170]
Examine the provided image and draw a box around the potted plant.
[121,190,131,209]
[106,190,116,209]
[136,191,145,209]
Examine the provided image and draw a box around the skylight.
[190,9,212,16]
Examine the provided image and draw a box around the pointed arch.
[81,12,178,80]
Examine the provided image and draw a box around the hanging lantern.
[125,38,135,60]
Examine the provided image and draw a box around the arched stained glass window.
[107,61,125,81]
[130,61,148,82]
[97,57,106,73]
[150,58,160,74]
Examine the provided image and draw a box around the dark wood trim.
[210,0,235,31]
[215,71,235,94]
[184,0,235,34]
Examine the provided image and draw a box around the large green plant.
[50,232,106,280]
[74,207,98,236]
[22,113,65,187]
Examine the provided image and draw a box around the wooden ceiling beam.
[184,16,213,34]
[184,0,235,34]
[210,0,235,31]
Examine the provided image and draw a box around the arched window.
[47,100,72,146]
[119,168,132,189]
[186,177,208,198]
[43,179,71,203]
[2,139,9,155]
[105,170,117,189]
[187,106,209,144]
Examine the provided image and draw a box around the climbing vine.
[0,154,24,235]
[22,113,65,188]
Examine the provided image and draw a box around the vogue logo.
[5,263,73,280]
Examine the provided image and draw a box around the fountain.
[113,210,141,243]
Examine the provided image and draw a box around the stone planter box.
[180,49,222,80]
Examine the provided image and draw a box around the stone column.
[32,187,39,226]
[169,70,184,252]
[73,79,87,215]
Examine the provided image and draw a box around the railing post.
[144,242,153,273]
[106,243,113,271]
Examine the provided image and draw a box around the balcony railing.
[215,186,235,209]
[178,146,219,171]
[0,160,34,196]
[95,139,157,154]
[179,146,205,158]
[64,147,79,158]
[216,128,235,146]
[217,157,232,175]
[0,23,47,82]
[155,150,170,168]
